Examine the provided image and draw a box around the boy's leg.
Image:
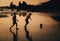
[10,23,15,29]
[16,22,19,30]
[24,21,29,28]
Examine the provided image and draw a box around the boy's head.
[14,12,16,15]
[29,13,32,15]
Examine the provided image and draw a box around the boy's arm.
[30,17,32,20]
[16,19,18,22]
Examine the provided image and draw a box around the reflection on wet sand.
[10,26,19,41]
[0,11,59,41]
[24,27,32,41]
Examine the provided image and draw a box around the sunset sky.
[0,0,50,6]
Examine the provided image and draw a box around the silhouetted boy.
[10,12,18,30]
[24,13,32,28]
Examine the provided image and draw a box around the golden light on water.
[0,0,49,6]
[0,12,58,41]
[0,0,59,41]
[0,12,57,30]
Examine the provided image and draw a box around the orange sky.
[0,0,50,6]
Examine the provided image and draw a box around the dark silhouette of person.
[10,27,18,41]
[10,12,18,30]
[24,27,32,41]
[24,13,32,28]
[40,24,43,29]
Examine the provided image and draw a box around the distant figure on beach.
[40,24,43,29]
[24,13,32,28]
[10,12,18,30]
